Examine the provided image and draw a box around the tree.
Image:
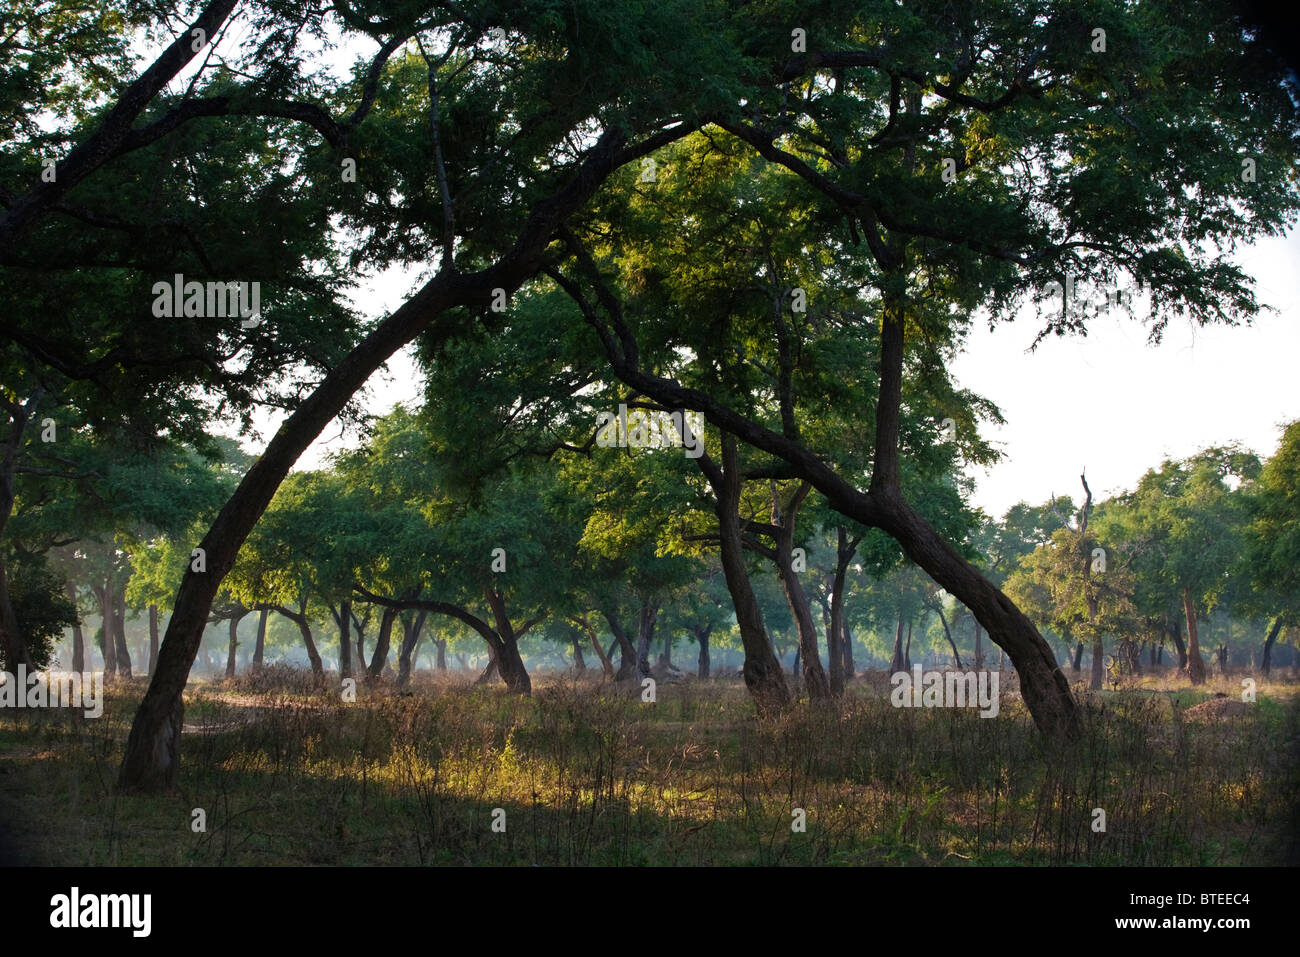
[1242,420,1300,675]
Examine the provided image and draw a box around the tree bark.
[1089,638,1104,691]
[767,483,830,699]
[337,599,353,680]
[252,607,268,669]
[1261,616,1283,677]
[575,616,614,678]
[113,587,132,678]
[695,624,711,678]
[396,610,427,686]
[434,638,446,671]
[972,619,984,671]
[936,605,962,668]
[697,434,790,715]
[69,583,85,673]
[1183,589,1206,685]
[602,609,638,682]
[148,604,159,676]
[98,582,117,676]
[890,611,906,673]
[272,603,322,676]
[572,632,587,671]
[1168,617,1188,670]
[635,600,657,679]
[1071,640,1083,672]
[366,605,397,681]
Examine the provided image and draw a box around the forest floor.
[0,666,1295,865]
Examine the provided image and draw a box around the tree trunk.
[698,434,790,716]
[225,606,247,679]
[973,620,984,671]
[1071,640,1083,672]
[252,607,267,669]
[68,583,85,673]
[338,599,353,680]
[695,624,711,678]
[635,600,657,679]
[98,582,117,676]
[1183,589,1206,685]
[904,618,913,671]
[1089,638,1104,690]
[827,527,856,695]
[396,610,427,686]
[576,617,614,678]
[484,587,530,695]
[434,638,446,671]
[603,609,638,682]
[936,606,962,669]
[891,610,907,673]
[572,632,587,671]
[842,618,855,679]
[147,604,159,676]
[113,587,132,678]
[367,605,397,681]
[1261,616,1283,677]
[1169,617,1188,671]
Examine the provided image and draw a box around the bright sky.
[257,226,1298,520]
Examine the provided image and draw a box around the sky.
[247,226,1298,520]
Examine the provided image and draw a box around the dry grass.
[0,667,1294,866]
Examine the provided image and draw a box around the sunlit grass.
[0,668,1293,865]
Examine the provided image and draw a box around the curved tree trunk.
[576,616,614,678]
[602,609,638,682]
[118,130,634,791]
[698,434,790,716]
[936,605,962,669]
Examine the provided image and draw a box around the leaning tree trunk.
[118,131,631,791]
[484,588,531,695]
[603,609,638,682]
[366,605,397,681]
[699,435,790,716]
[773,533,830,699]
[572,633,587,671]
[1183,589,1206,685]
[577,617,614,678]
